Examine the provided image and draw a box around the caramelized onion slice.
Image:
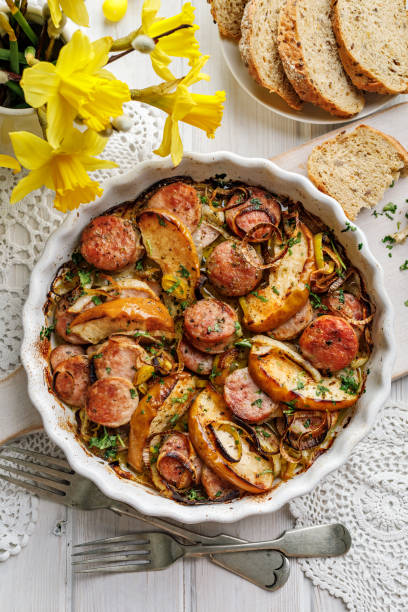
[285,411,329,451]
[253,423,280,455]
[208,421,247,463]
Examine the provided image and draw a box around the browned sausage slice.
[80,215,142,271]
[147,182,201,233]
[299,315,359,372]
[226,188,281,242]
[192,222,219,250]
[271,300,314,341]
[201,464,239,500]
[93,336,147,382]
[223,367,281,423]
[86,377,139,427]
[55,297,87,344]
[322,291,364,322]
[50,345,85,370]
[157,433,194,489]
[179,337,214,375]
[206,241,262,297]
[53,355,90,407]
[184,299,238,354]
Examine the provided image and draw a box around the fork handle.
[183,523,351,558]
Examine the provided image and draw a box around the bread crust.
[208,0,245,40]
[277,0,364,117]
[240,0,302,110]
[331,0,408,95]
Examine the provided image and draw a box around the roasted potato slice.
[189,386,274,494]
[70,297,174,344]
[128,373,196,472]
[248,335,361,411]
[138,209,200,301]
[241,223,315,332]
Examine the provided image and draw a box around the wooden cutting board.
[2,103,407,444]
[271,101,408,382]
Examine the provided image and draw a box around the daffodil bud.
[0,11,9,36]
[131,34,155,54]
[103,0,128,22]
[98,125,113,138]
[112,114,132,132]
[25,46,37,66]
[47,14,66,39]
[0,70,9,85]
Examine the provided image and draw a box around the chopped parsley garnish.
[303,419,311,428]
[341,222,357,233]
[338,289,345,304]
[129,388,137,399]
[199,195,208,204]
[64,271,74,282]
[89,427,125,458]
[382,235,396,249]
[105,367,111,374]
[215,490,222,498]
[305,284,328,310]
[295,380,305,390]
[272,286,280,295]
[171,392,189,404]
[405,300,408,307]
[287,232,302,249]
[250,197,262,209]
[187,489,205,501]
[250,291,268,303]
[78,269,92,287]
[40,324,55,340]
[400,260,408,271]
[389,180,395,188]
[257,469,273,476]
[133,330,150,338]
[164,278,181,294]
[316,384,329,398]
[91,295,103,305]
[72,252,84,266]
[282,399,297,414]
[136,260,144,271]
[93,353,103,359]
[170,413,179,424]
[234,321,242,334]
[251,398,263,408]
[235,339,252,349]
[358,243,363,250]
[383,202,397,214]
[178,264,190,278]
[339,371,359,395]
[158,216,166,226]
[209,364,221,380]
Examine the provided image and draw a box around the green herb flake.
[341,222,357,233]
[129,388,137,399]
[383,202,397,214]
[136,260,144,271]
[170,413,179,424]
[338,288,345,304]
[358,243,363,250]
[178,264,190,278]
[235,339,252,349]
[40,324,55,340]
[250,291,268,303]
[91,295,103,305]
[251,398,263,408]
[316,384,329,398]
[93,353,103,359]
[303,419,311,428]
[339,371,359,395]
[78,269,92,287]
[295,380,305,390]
[158,216,166,226]
[400,260,408,271]
[272,286,280,295]
[199,195,208,204]
[105,367,111,374]
[405,300,408,307]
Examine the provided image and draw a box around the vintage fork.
[0,445,289,591]
[72,524,351,574]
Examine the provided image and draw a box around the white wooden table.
[2,2,407,611]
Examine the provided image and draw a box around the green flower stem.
[9,40,19,74]
[0,49,27,63]
[5,0,38,45]
[5,79,25,99]
[110,27,142,51]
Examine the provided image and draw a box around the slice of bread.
[307,125,408,220]
[239,0,302,110]
[277,0,365,118]
[332,0,408,95]
[208,0,248,39]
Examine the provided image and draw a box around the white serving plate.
[21,152,395,524]
[220,37,396,125]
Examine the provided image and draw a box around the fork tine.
[73,534,148,549]
[72,540,150,557]
[74,561,151,574]
[0,471,66,503]
[73,551,150,565]
[0,464,69,493]
[1,446,71,470]
[0,454,73,482]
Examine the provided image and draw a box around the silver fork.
[72,524,351,574]
[0,445,289,591]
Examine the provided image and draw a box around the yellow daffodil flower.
[0,154,21,173]
[133,57,225,165]
[141,0,201,81]
[49,0,89,28]
[20,30,130,148]
[7,128,116,213]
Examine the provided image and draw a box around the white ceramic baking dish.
[21,152,395,524]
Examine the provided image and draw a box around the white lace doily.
[0,102,163,561]
[290,399,408,612]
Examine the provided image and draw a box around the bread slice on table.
[208,0,248,39]
[277,0,364,118]
[239,0,302,110]
[307,125,408,221]
[331,0,408,95]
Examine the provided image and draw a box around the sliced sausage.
[179,337,214,375]
[226,188,281,242]
[206,240,262,297]
[299,315,359,372]
[201,464,239,501]
[147,182,201,233]
[192,222,219,251]
[271,300,314,341]
[50,345,85,370]
[86,377,139,427]
[322,291,364,322]
[157,433,195,489]
[223,367,281,423]
[184,299,238,354]
[93,336,147,382]
[80,215,142,271]
[53,355,90,407]
[55,297,87,344]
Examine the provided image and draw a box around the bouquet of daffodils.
[0,0,225,212]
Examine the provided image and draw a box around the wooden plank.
[271,102,408,380]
